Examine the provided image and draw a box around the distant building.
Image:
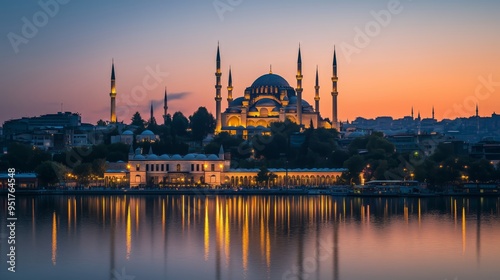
[470,141,500,161]
[111,130,134,145]
[3,111,81,139]
[0,173,38,189]
[135,130,159,143]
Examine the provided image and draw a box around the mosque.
[108,44,340,135]
[214,44,340,136]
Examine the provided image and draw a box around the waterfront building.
[123,146,346,188]
[0,173,38,189]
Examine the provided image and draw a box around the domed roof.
[122,130,134,135]
[208,154,219,160]
[141,130,154,135]
[251,74,290,88]
[195,154,207,160]
[160,154,170,160]
[171,154,182,160]
[229,97,244,107]
[134,154,146,160]
[184,154,196,160]
[146,154,158,160]
[255,98,280,107]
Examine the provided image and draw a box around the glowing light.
[462,206,466,255]
[126,205,131,260]
[51,212,57,266]
[204,202,210,261]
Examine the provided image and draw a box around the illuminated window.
[176,164,181,172]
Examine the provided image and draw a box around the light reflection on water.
[1,195,500,280]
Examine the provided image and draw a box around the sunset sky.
[1,0,499,125]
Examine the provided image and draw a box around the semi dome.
[122,130,134,135]
[141,129,154,135]
[160,154,170,160]
[228,97,244,107]
[255,98,280,107]
[171,154,182,160]
[146,154,158,160]
[251,73,290,88]
[183,154,196,160]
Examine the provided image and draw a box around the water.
[1,195,500,280]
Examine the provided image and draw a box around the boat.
[351,180,432,197]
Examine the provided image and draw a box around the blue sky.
[1,0,499,124]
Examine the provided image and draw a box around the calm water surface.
[1,195,500,280]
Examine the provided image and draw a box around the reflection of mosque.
[12,196,500,279]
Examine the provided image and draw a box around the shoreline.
[1,188,498,197]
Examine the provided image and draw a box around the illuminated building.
[125,146,346,188]
[215,44,339,136]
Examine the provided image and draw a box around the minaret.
[215,43,222,133]
[149,102,156,125]
[296,45,303,126]
[314,65,320,113]
[432,106,435,120]
[110,60,117,123]
[163,87,168,125]
[331,47,339,130]
[227,67,233,107]
[475,104,479,117]
[411,106,414,120]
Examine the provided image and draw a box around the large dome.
[251,74,290,88]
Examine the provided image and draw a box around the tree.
[96,119,107,126]
[131,111,146,127]
[256,166,276,188]
[35,161,69,186]
[73,163,93,187]
[469,159,496,182]
[91,158,107,177]
[189,107,215,141]
[2,143,51,171]
[171,111,189,136]
[343,155,364,184]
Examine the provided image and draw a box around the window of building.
[136,164,140,171]
[211,164,215,171]
[146,164,149,172]
[156,164,159,171]
[176,164,181,172]
[161,164,164,171]
[135,175,141,183]
[166,164,169,171]
[196,164,199,171]
[191,164,194,171]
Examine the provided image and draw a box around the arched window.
[135,175,141,183]
[176,164,181,172]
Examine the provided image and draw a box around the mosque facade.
[214,45,340,136]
